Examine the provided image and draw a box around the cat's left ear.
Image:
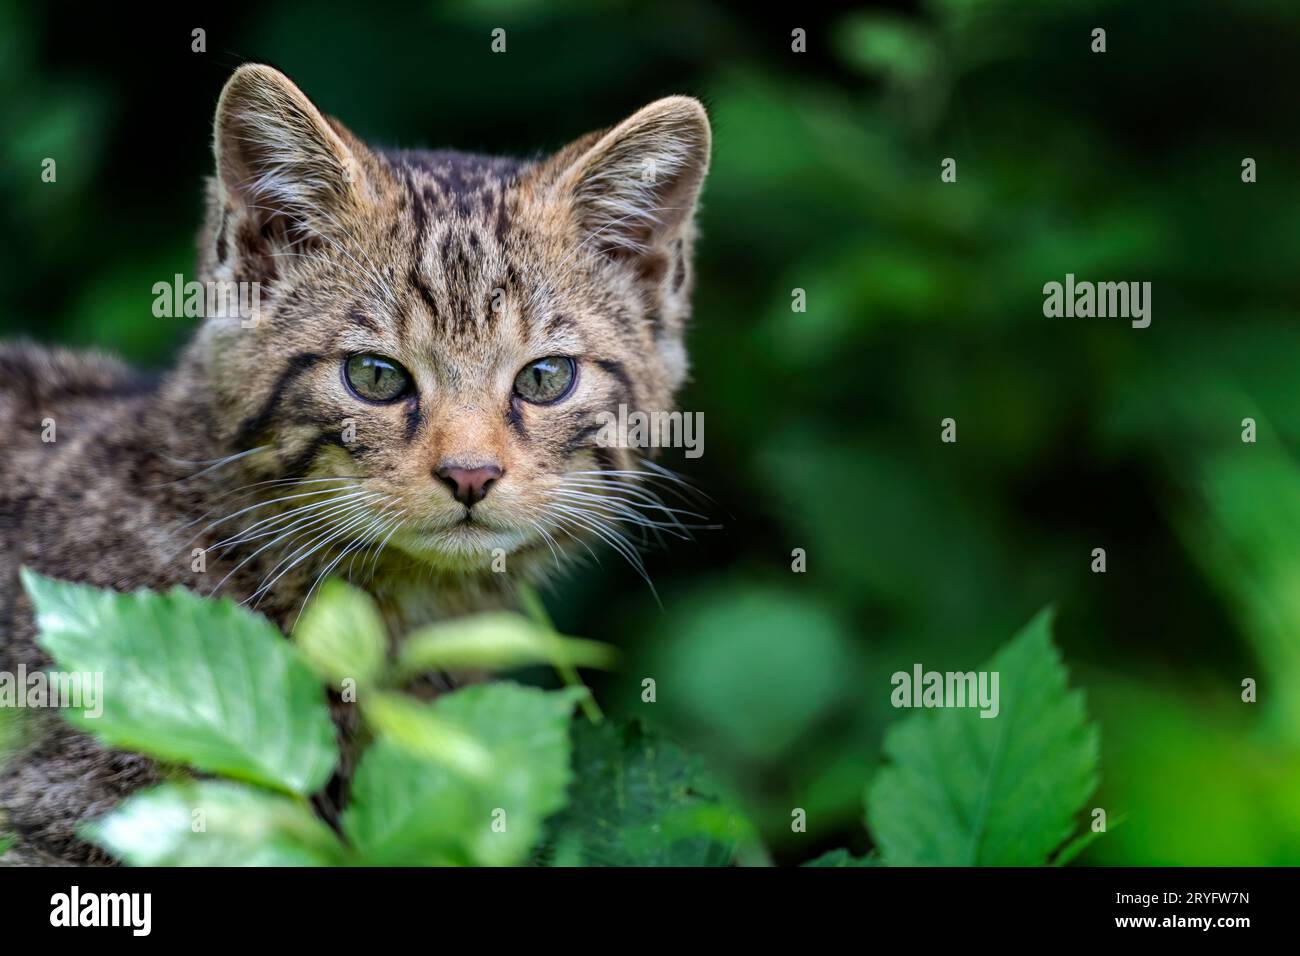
[551,96,711,263]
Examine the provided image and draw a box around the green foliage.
[537,720,739,866]
[1086,680,1300,866]
[23,572,706,867]
[22,569,337,795]
[866,610,1099,866]
[87,781,349,867]
[23,571,1107,867]
[0,708,19,857]
[643,587,858,762]
[345,684,584,866]
[394,612,617,678]
[294,578,388,688]
[360,691,493,776]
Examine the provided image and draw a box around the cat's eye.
[344,354,412,403]
[513,356,576,405]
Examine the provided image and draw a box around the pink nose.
[435,463,503,506]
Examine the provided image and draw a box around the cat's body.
[0,65,709,864]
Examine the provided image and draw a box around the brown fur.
[0,64,710,864]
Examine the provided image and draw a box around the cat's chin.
[388,521,538,572]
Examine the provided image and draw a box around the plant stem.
[516,584,603,724]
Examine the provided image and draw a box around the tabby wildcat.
[0,64,710,864]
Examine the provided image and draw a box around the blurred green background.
[3,0,1299,864]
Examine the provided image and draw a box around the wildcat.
[0,64,710,864]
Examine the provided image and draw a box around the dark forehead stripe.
[544,312,574,336]
[409,266,439,319]
[493,188,510,244]
[348,306,380,334]
[381,149,534,340]
[404,168,430,247]
[384,149,527,219]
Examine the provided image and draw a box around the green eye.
[344,354,412,403]
[513,356,576,404]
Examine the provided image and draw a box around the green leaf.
[394,612,617,679]
[294,578,388,687]
[85,780,349,866]
[536,720,738,867]
[21,569,338,796]
[344,683,584,866]
[361,690,492,778]
[866,608,1099,866]
[802,848,880,867]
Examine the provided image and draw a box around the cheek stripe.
[506,399,527,439]
[595,358,635,407]
[284,430,356,479]
[234,351,323,449]
[404,400,421,442]
[561,422,602,459]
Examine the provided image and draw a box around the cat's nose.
[435,462,503,506]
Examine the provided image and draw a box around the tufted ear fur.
[209,64,373,281]
[552,96,711,265]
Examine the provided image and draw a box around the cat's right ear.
[213,64,369,247]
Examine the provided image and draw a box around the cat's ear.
[213,64,369,240]
[551,96,711,261]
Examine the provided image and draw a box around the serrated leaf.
[536,720,738,867]
[85,780,348,866]
[293,578,388,687]
[21,569,338,796]
[866,608,1099,866]
[343,683,583,866]
[394,612,617,678]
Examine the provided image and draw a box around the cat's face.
[194,65,709,576]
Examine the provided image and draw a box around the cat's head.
[192,64,709,577]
